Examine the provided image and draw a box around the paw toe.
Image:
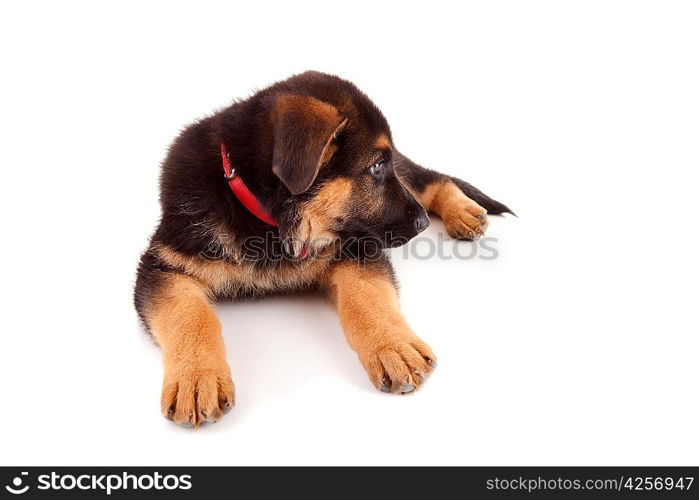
[365,339,436,394]
[161,368,235,428]
[443,202,488,240]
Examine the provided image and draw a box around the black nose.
[414,213,430,233]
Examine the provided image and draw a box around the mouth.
[286,220,335,260]
[285,233,311,260]
[298,241,311,260]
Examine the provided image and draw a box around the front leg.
[394,150,514,240]
[323,258,436,393]
[135,256,235,427]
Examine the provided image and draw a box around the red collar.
[220,143,278,227]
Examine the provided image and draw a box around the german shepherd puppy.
[135,71,512,427]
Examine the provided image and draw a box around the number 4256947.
[624,476,694,491]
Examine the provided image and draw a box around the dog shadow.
[195,292,369,430]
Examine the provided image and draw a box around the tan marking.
[417,180,488,240]
[146,273,234,427]
[415,181,444,211]
[320,118,348,168]
[292,177,353,257]
[273,94,340,128]
[322,262,436,393]
[155,245,333,298]
[320,142,337,168]
[374,133,391,150]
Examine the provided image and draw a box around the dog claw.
[400,384,415,394]
[381,375,392,391]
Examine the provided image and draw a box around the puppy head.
[269,72,428,257]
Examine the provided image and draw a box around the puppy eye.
[369,161,385,176]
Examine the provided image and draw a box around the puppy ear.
[272,94,348,195]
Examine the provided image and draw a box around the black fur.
[393,151,515,216]
[134,71,512,321]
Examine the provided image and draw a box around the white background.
[1,1,697,466]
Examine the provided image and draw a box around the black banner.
[0,467,696,498]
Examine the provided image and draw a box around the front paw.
[442,200,488,240]
[161,359,235,428]
[359,336,436,394]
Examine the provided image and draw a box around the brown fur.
[374,133,391,150]
[419,180,488,239]
[155,245,333,298]
[321,262,436,393]
[272,95,347,195]
[134,71,513,426]
[292,178,353,257]
[145,273,235,427]
[320,118,348,167]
